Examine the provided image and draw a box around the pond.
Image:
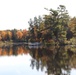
[0,44,76,75]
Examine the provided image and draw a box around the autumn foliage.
[0,29,27,42]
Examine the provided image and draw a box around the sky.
[0,0,76,30]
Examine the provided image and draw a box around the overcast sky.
[0,0,76,30]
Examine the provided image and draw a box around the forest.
[0,5,76,45]
[27,5,76,45]
[0,29,27,42]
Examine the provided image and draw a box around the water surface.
[0,45,76,75]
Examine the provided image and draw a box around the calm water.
[0,44,76,75]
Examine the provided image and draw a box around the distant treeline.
[0,29,27,42]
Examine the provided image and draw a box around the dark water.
[0,45,76,75]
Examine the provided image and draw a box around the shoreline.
[0,41,76,47]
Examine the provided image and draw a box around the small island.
[0,5,76,46]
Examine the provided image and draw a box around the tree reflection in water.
[0,45,29,56]
[0,45,76,75]
[28,45,76,75]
